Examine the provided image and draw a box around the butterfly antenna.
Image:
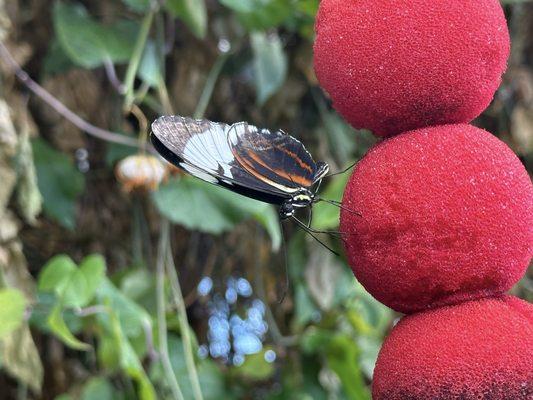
[316,197,362,218]
[292,216,340,256]
[325,161,357,178]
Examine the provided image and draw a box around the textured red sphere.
[314,0,510,137]
[373,296,533,400]
[340,124,533,313]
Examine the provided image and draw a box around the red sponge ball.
[340,124,533,313]
[373,296,533,399]
[314,0,510,137]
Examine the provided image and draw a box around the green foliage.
[122,0,151,13]
[37,255,106,350]
[53,1,138,68]
[251,31,288,105]
[139,41,163,87]
[165,0,207,39]
[80,377,116,400]
[0,289,27,338]
[39,255,106,309]
[150,335,226,399]
[153,177,281,250]
[232,347,275,380]
[220,0,291,30]
[32,139,85,230]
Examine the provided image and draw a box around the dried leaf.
[15,124,43,224]
[305,248,340,311]
[0,0,11,41]
[0,324,44,393]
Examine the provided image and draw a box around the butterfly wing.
[151,116,291,204]
[227,123,328,192]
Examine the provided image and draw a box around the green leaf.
[119,269,153,301]
[220,0,291,30]
[96,278,151,338]
[97,333,121,371]
[219,0,255,13]
[47,304,90,350]
[39,254,105,308]
[138,41,162,87]
[81,377,115,400]
[233,347,275,380]
[209,184,282,250]
[109,311,156,400]
[251,31,288,105]
[43,38,76,76]
[0,289,27,338]
[122,0,150,12]
[53,1,138,68]
[325,335,370,399]
[152,177,281,249]
[153,177,234,234]
[38,255,77,294]
[77,255,106,305]
[32,139,85,230]
[165,0,207,38]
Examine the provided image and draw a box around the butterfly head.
[279,188,315,219]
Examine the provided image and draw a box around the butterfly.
[150,115,356,252]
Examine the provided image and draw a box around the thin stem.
[193,54,229,119]
[0,41,144,150]
[156,77,174,115]
[166,245,204,400]
[156,219,185,400]
[104,58,125,94]
[123,10,155,110]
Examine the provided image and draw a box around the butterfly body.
[150,115,329,219]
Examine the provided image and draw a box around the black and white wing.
[227,123,329,192]
[150,116,291,204]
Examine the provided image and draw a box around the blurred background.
[0,0,531,399]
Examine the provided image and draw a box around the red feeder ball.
[314,0,510,137]
[340,124,533,313]
[373,296,533,399]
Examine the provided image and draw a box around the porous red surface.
[340,124,533,313]
[314,0,510,137]
[372,296,533,400]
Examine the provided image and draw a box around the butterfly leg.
[291,216,340,256]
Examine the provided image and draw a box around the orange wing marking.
[234,149,312,189]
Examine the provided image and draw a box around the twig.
[156,219,185,400]
[73,305,108,317]
[165,245,204,400]
[103,58,126,94]
[123,10,155,110]
[0,41,145,150]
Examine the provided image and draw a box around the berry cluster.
[314,1,533,398]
